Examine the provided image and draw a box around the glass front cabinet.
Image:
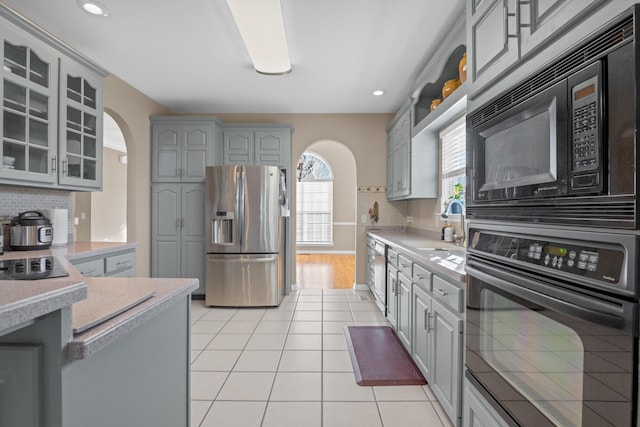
[58,60,103,189]
[0,7,106,190]
[0,30,57,184]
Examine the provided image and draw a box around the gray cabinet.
[463,378,509,427]
[386,100,440,201]
[151,183,205,294]
[58,59,103,189]
[431,296,463,424]
[386,263,398,328]
[151,119,216,183]
[468,0,605,91]
[411,283,432,380]
[396,271,412,350]
[386,108,411,199]
[0,345,42,427]
[70,247,136,278]
[384,243,464,427]
[0,6,106,191]
[222,125,291,167]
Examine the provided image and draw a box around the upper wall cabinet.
[0,27,58,185]
[0,5,107,191]
[58,59,103,189]
[222,125,292,168]
[468,0,606,95]
[151,117,221,183]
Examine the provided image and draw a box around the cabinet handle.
[435,288,448,297]
[62,158,68,176]
[176,219,181,228]
[415,274,425,279]
[181,218,185,228]
[399,263,408,268]
[51,156,57,173]
[427,312,434,332]
[424,309,429,330]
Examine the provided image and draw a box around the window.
[440,116,466,211]
[296,152,333,245]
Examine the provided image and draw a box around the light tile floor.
[190,288,455,427]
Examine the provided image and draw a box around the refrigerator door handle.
[207,255,277,263]
[238,166,247,248]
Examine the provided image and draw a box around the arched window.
[296,151,333,245]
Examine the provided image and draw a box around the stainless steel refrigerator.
[204,165,284,307]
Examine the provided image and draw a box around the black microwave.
[466,7,639,229]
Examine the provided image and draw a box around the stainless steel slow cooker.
[10,211,53,250]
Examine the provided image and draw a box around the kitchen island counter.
[0,242,197,427]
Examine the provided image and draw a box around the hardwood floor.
[296,254,355,289]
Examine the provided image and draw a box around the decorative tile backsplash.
[0,185,73,233]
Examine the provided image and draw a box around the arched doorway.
[295,140,357,289]
[73,111,128,241]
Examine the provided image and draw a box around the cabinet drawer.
[110,268,135,278]
[105,251,136,275]
[387,249,398,267]
[397,254,412,278]
[412,263,432,293]
[432,275,463,313]
[73,259,104,277]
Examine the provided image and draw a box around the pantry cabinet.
[0,5,106,190]
[151,184,205,294]
[468,0,606,92]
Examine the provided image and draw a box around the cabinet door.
[463,378,510,427]
[411,284,431,381]
[58,60,103,189]
[181,184,205,293]
[182,124,210,182]
[393,138,410,199]
[255,130,285,166]
[0,345,42,427]
[431,299,463,425]
[151,184,181,278]
[223,130,253,164]
[469,0,519,86]
[396,272,412,350]
[152,125,181,182]
[519,0,605,57]
[0,28,57,184]
[386,264,398,328]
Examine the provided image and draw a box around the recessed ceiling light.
[373,90,385,96]
[76,0,110,17]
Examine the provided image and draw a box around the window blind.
[296,180,333,244]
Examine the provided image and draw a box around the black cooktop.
[0,256,70,280]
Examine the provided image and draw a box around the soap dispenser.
[443,222,453,242]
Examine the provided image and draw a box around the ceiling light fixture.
[76,0,110,17]
[373,90,385,96]
[226,0,292,75]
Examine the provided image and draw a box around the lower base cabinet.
[397,272,412,349]
[463,378,509,427]
[70,248,136,277]
[385,245,465,427]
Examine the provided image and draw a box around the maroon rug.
[344,326,427,386]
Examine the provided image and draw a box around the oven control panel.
[471,231,625,285]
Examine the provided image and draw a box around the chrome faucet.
[441,199,465,246]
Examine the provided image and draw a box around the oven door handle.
[466,262,627,329]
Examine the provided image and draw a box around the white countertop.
[367,229,466,283]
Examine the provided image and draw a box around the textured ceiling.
[1,0,465,114]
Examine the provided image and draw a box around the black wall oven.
[465,222,638,427]
[466,6,640,229]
